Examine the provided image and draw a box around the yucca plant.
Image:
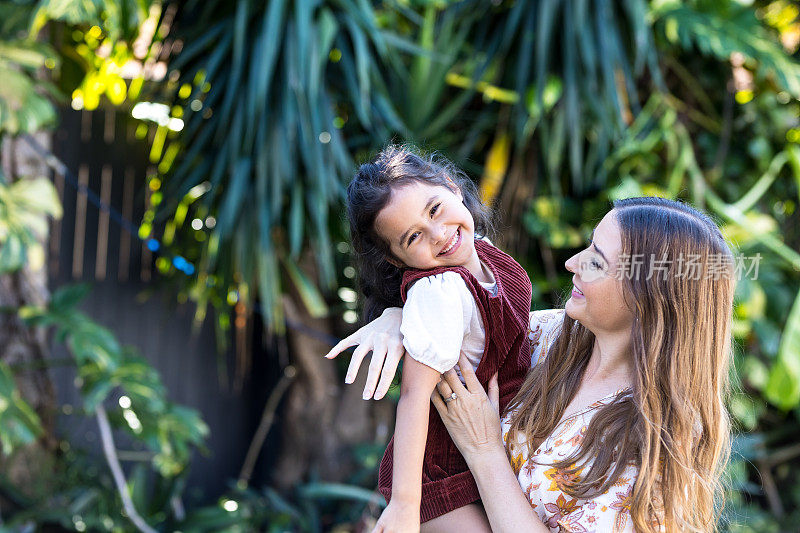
[156,0,663,330]
[159,1,390,331]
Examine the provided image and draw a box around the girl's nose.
[431,224,446,245]
[437,225,447,244]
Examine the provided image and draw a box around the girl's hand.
[430,353,504,462]
[324,307,404,400]
[371,499,420,533]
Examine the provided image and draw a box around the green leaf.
[253,0,287,109]
[81,379,114,411]
[706,189,800,271]
[215,158,251,238]
[299,482,386,507]
[288,181,303,257]
[345,17,371,128]
[652,4,800,98]
[563,0,582,192]
[33,0,148,42]
[0,40,56,69]
[169,22,226,72]
[281,256,327,318]
[0,233,26,273]
[765,289,800,409]
[0,362,42,454]
[8,177,62,218]
[0,65,57,134]
[731,151,789,213]
[50,283,91,312]
[786,144,800,204]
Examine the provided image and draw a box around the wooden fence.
[47,107,279,501]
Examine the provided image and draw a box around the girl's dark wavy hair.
[347,145,494,322]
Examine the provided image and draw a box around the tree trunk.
[0,134,58,496]
[271,290,394,492]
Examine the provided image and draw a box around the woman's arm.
[466,446,548,532]
[430,354,550,533]
[373,355,442,533]
[324,307,404,400]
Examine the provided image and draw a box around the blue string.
[21,133,196,276]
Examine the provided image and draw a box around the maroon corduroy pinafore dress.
[377,239,532,522]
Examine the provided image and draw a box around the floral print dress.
[500,309,637,533]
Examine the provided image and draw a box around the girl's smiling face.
[374,181,481,276]
[564,210,634,334]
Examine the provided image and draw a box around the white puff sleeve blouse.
[400,271,495,374]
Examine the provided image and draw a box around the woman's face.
[564,210,634,334]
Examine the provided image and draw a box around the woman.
[326,197,735,532]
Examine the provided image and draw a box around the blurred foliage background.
[0,0,799,531]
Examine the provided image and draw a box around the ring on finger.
[443,392,457,403]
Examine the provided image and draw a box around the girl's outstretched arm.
[373,355,442,533]
[324,307,404,400]
[325,310,554,401]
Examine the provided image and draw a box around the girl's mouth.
[571,285,585,299]
[438,227,461,256]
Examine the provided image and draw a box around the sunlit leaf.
[282,256,328,318]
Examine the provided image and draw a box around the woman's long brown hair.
[504,197,734,532]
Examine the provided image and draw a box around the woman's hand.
[324,307,404,400]
[432,355,550,533]
[430,353,505,462]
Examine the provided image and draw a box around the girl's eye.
[430,203,440,217]
[408,232,419,245]
[590,260,602,270]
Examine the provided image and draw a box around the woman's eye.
[591,261,602,270]
[430,203,440,217]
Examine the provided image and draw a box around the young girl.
[345,145,532,530]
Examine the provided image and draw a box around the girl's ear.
[386,256,404,269]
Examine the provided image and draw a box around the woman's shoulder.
[528,309,564,367]
[529,309,564,337]
[530,308,564,324]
